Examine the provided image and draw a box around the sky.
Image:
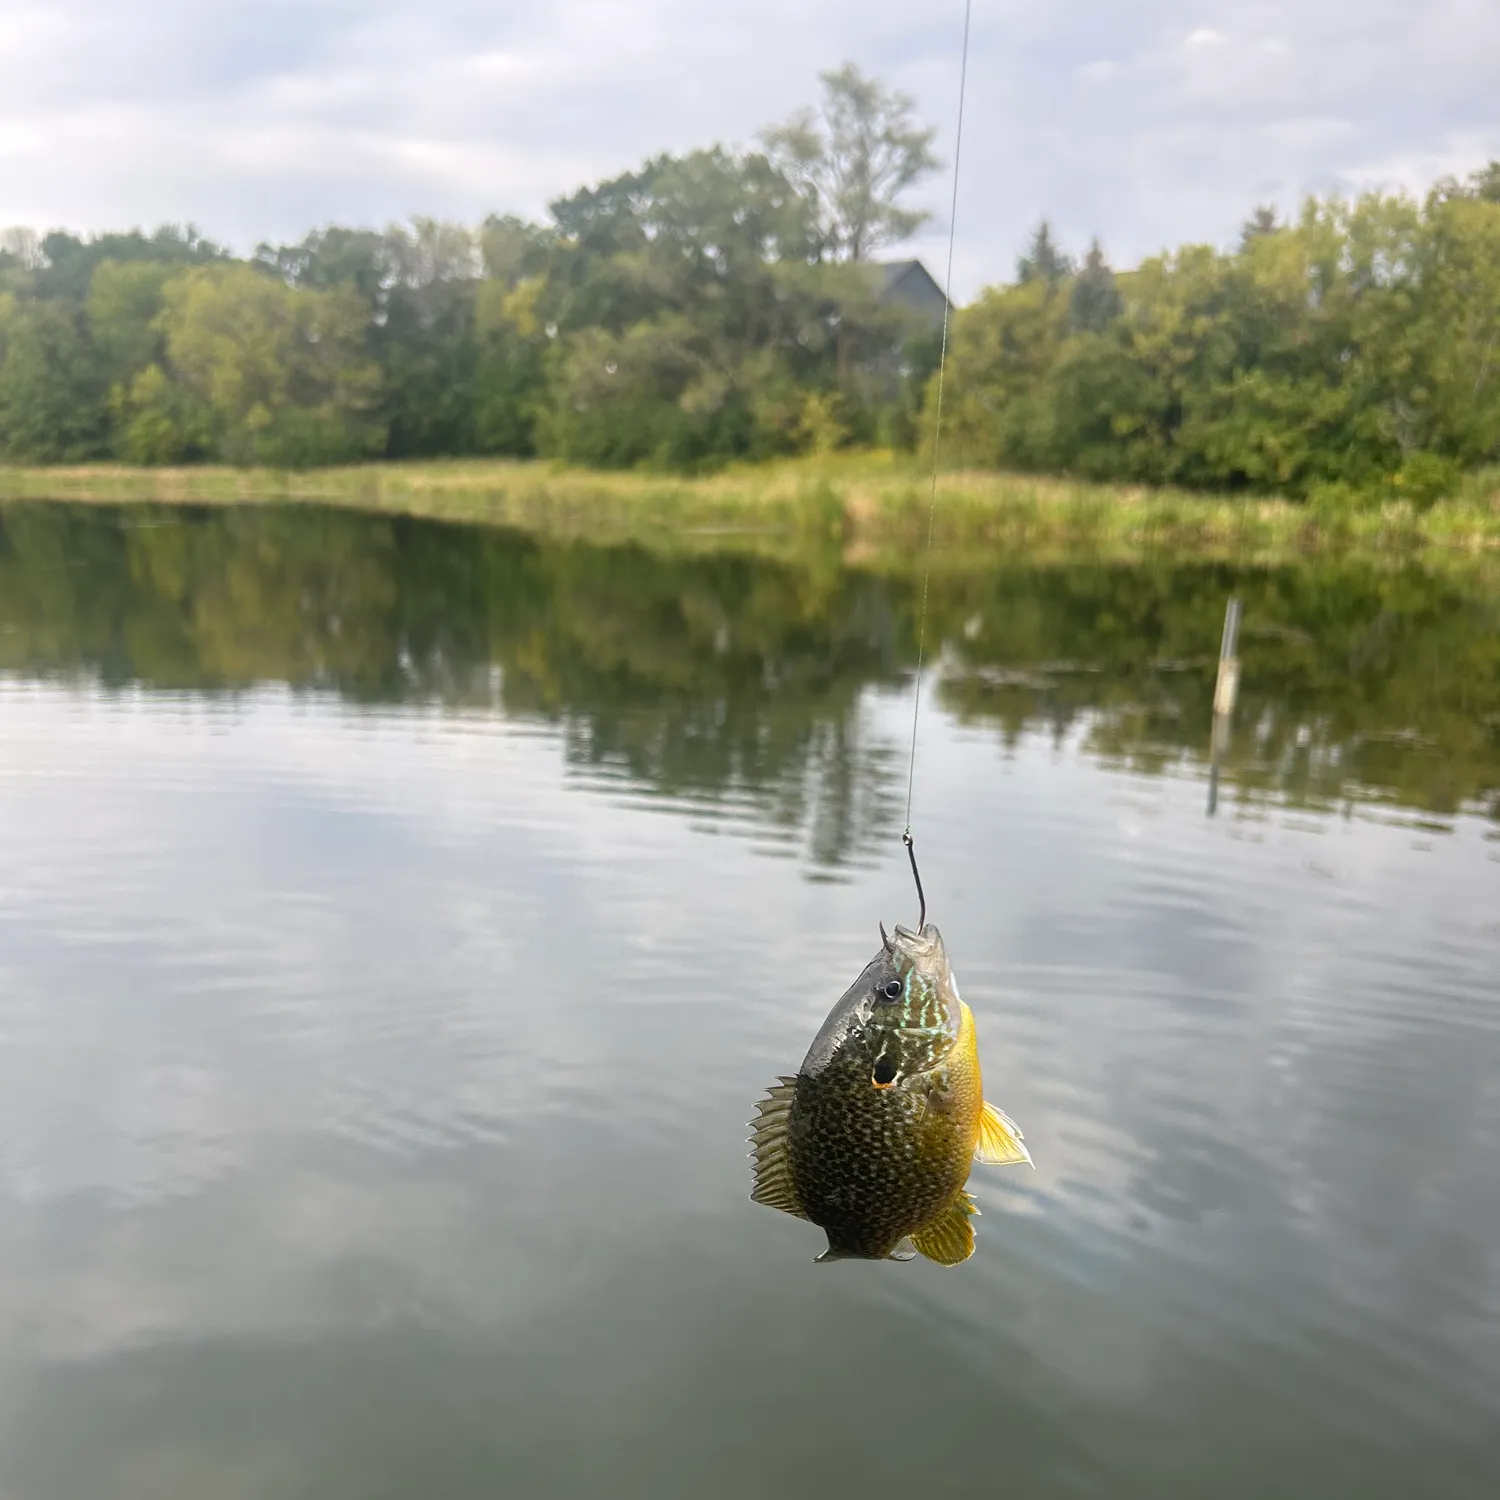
[1,0,1499,299]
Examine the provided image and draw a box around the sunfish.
[750,919,1032,1264]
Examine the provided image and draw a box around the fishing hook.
[903,830,926,931]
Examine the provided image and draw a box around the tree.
[1016,221,1073,286]
[479,215,555,288]
[1239,204,1282,250]
[538,145,909,468]
[0,295,108,460]
[1470,161,1500,205]
[472,275,547,456]
[0,227,44,271]
[33,225,223,301]
[87,260,175,388]
[1068,240,1123,332]
[761,62,940,262]
[375,218,483,458]
[254,225,389,305]
[158,263,384,466]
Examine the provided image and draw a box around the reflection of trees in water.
[0,502,912,868]
[1,502,1497,867]
[554,705,906,873]
[934,559,1500,822]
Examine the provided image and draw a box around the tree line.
[948,165,1500,506]
[0,65,942,474]
[1,59,1498,503]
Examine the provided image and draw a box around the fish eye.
[877,978,903,1002]
[872,1056,898,1087]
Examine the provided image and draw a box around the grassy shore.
[2,452,1498,564]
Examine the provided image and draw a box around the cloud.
[0,1,1497,296]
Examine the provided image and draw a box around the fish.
[749,918,1032,1265]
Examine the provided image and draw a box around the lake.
[1,499,1498,1500]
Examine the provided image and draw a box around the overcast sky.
[2,0,1498,299]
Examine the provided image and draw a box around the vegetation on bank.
[1,59,1498,508]
[2,454,1497,563]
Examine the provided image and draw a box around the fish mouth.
[884,921,942,957]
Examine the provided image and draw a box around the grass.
[2,451,1498,565]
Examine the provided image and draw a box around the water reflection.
[1,499,1498,1500]
[3,500,1496,860]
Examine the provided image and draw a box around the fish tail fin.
[911,1191,979,1266]
[975,1100,1034,1168]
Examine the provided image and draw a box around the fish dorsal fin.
[975,1100,1034,1168]
[911,1190,979,1266]
[748,1077,809,1221]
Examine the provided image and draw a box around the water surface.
[1,501,1497,1499]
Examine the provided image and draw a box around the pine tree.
[1017,221,1073,286]
[1068,239,1122,332]
[1239,205,1281,250]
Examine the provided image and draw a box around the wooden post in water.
[1214,597,1242,718]
[1207,596,1242,817]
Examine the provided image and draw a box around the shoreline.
[2,455,1498,566]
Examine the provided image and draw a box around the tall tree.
[1016,221,1073,286]
[1068,239,1122,332]
[761,62,940,262]
[1470,161,1500,204]
[1239,204,1281,250]
[376,218,483,457]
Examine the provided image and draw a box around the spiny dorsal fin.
[748,1077,808,1221]
[911,1190,979,1266]
[975,1100,1034,1168]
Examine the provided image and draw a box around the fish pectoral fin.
[749,1077,810,1221]
[911,1191,979,1266]
[975,1100,1034,1168]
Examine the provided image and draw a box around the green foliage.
[1068,241,1122,333]
[761,61,940,263]
[87,260,174,393]
[537,147,912,468]
[158,264,384,466]
[0,295,107,460]
[34,225,224,301]
[946,185,1500,502]
[0,105,1495,494]
[1239,205,1282,250]
[110,363,212,465]
[472,276,547,456]
[1017,221,1075,286]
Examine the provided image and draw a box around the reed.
[2,453,1497,563]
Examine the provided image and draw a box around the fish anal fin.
[749,1078,809,1221]
[975,1100,1034,1168]
[911,1191,979,1266]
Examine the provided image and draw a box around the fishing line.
[901,0,972,873]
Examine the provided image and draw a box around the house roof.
[869,258,950,306]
